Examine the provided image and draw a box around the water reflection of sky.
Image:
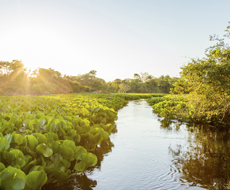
[88,100,202,190]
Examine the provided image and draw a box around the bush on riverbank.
[149,24,230,126]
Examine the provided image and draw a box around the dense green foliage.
[0,93,162,189]
[0,61,177,95]
[149,23,230,126]
[147,95,191,122]
[109,73,178,94]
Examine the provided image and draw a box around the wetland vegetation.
[0,23,230,190]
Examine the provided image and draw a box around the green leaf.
[82,152,98,167]
[50,141,60,154]
[34,133,47,144]
[62,140,76,151]
[74,146,87,160]
[27,135,38,151]
[45,132,59,141]
[29,165,45,173]
[0,166,26,190]
[26,171,47,190]
[49,153,63,166]
[23,160,38,174]
[74,152,97,173]
[36,143,53,157]
[12,134,24,145]
[5,133,13,144]
[6,149,26,168]
[0,137,10,151]
[0,162,5,172]
[54,159,70,172]
[49,170,70,183]
[59,145,74,161]
[74,161,86,173]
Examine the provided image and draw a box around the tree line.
[0,61,178,95]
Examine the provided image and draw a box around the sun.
[4,22,63,72]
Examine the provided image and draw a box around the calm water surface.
[44,100,230,190]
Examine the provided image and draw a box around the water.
[44,100,230,190]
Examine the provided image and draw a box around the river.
[44,99,230,190]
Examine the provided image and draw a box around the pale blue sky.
[0,0,229,81]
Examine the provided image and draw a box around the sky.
[0,0,230,81]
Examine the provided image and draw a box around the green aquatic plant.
[0,93,159,188]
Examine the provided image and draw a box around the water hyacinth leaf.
[46,118,56,132]
[50,141,60,154]
[25,147,38,159]
[93,132,101,144]
[75,134,81,143]
[23,119,30,128]
[27,135,38,151]
[34,133,47,144]
[56,119,67,129]
[66,129,77,139]
[12,134,24,145]
[50,170,70,183]
[5,133,13,144]
[103,131,109,140]
[50,153,63,164]
[7,114,17,126]
[58,126,66,138]
[25,114,36,120]
[46,132,59,141]
[0,166,26,190]
[24,129,33,135]
[82,152,98,167]
[31,120,44,132]
[54,159,70,172]
[26,171,47,190]
[0,162,5,172]
[0,137,10,151]
[36,143,53,157]
[74,160,86,173]
[6,149,26,168]
[39,155,47,167]
[29,165,45,173]
[74,146,87,160]
[24,155,32,167]
[39,118,46,126]
[59,145,74,161]
[62,140,76,151]
[23,160,38,174]
[27,120,36,130]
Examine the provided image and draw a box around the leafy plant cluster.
[0,93,142,189]
[148,23,230,126]
[147,95,193,122]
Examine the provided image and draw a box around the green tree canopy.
[172,23,230,124]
